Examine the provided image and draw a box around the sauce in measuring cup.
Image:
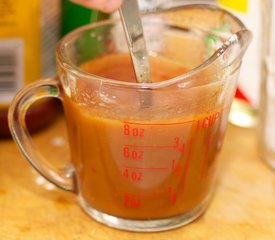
[63,53,227,219]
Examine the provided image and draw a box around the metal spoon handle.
[119,0,151,83]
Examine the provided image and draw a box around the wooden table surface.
[1,114,275,240]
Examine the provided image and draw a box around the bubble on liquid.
[98,91,117,104]
[97,36,103,41]
[98,102,106,107]
[82,92,94,104]
[90,32,96,38]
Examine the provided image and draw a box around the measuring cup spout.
[215,29,252,68]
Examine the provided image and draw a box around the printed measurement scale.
[116,108,227,209]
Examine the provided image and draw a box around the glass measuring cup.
[8,4,251,232]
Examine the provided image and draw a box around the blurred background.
[0,0,263,138]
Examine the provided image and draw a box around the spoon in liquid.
[119,0,151,84]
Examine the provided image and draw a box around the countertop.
[1,114,275,240]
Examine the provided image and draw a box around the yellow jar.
[0,0,60,137]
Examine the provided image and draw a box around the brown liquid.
[63,54,226,219]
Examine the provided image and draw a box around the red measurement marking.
[181,138,193,193]
[126,192,166,199]
[195,108,229,130]
[174,137,187,153]
[123,120,195,126]
[125,144,176,149]
[123,147,144,160]
[123,106,231,129]
[123,169,143,181]
[123,124,145,137]
[168,187,177,204]
[123,194,141,208]
[124,166,169,171]
[201,111,221,129]
[124,138,190,152]
[171,159,183,176]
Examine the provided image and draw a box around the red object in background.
[235,87,251,104]
[0,100,60,138]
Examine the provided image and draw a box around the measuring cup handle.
[8,78,75,192]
